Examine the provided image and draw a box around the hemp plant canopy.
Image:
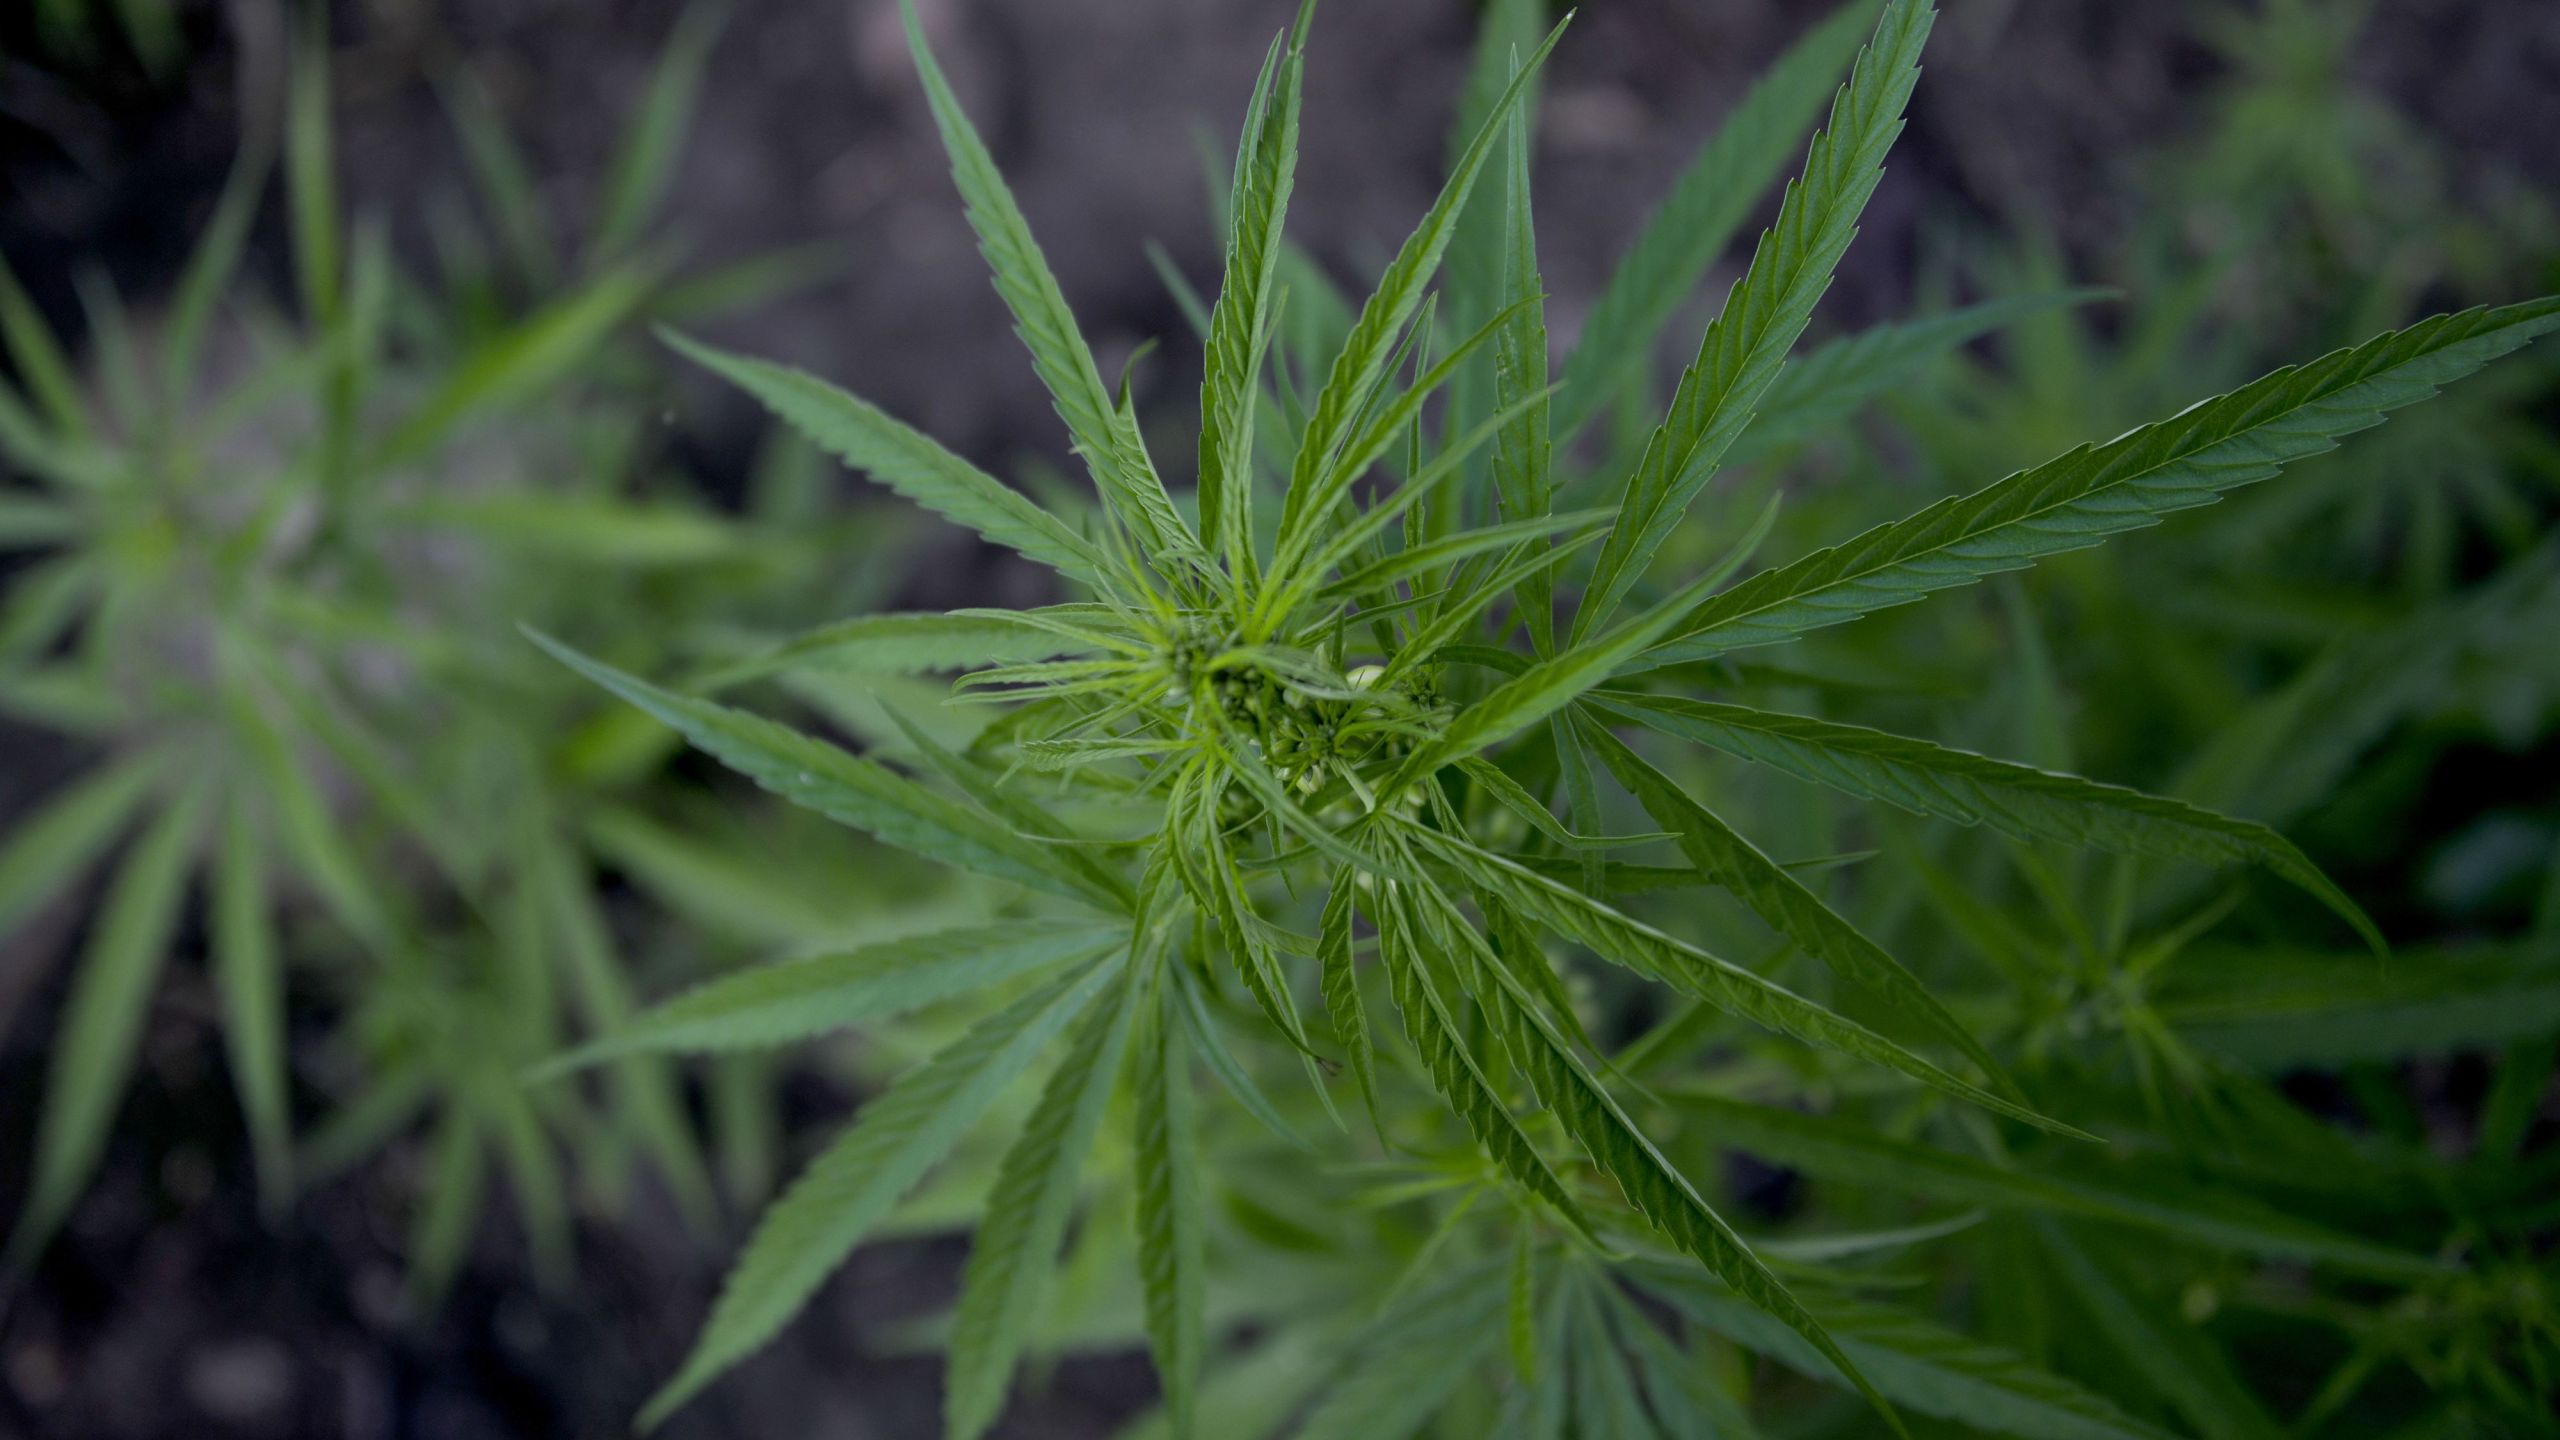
[529,0,2560,1434]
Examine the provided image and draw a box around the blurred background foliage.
[1,0,2555,1437]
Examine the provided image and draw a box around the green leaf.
[0,555,98,669]
[1643,297,2560,666]
[1490,64,1556,652]
[406,1107,487,1309]
[0,236,90,438]
[164,146,273,406]
[1171,958,1306,1150]
[1315,508,1610,605]
[897,0,1196,572]
[583,805,849,946]
[1555,0,1875,440]
[1578,713,2012,1086]
[1505,1228,1538,1384]
[1416,828,2091,1138]
[212,792,293,1218]
[529,630,1128,912]
[1294,1268,1507,1440]
[1641,1268,2183,1440]
[666,331,1106,587]
[638,956,1123,1429]
[1666,1092,2440,1280]
[1433,890,1898,1430]
[0,748,164,940]
[1724,289,2110,465]
[591,1,721,264]
[1441,0,1547,349]
[2170,552,2552,825]
[1382,557,1738,797]
[224,674,400,956]
[1317,873,1385,1138]
[6,778,212,1271]
[946,966,1139,1439]
[1574,0,1934,638]
[1614,1286,1760,1440]
[1596,691,2384,952]
[1373,888,1596,1241]
[393,493,738,566]
[1197,6,1312,579]
[704,608,1118,688]
[541,923,1126,1072]
[1273,16,1568,561]
[1459,757,1664,854]
[2034,1220,2283,1440]
[1259,301,1545,619]
[531,837,718,1227]
[379,266,656,464]
[1132,971,1208,1439]
[884,707,1138,907]
[1566,1276,1655,1440]
[2160,942,2560,1068]
[440,67,557,286]
[285,12,339,327]
[72,269,147,437]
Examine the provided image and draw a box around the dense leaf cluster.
[530,0,2560,1434]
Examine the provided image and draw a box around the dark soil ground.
[3,1,2557,1436]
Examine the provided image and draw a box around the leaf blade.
[945,966,1139,1439]
[667,331,1106,587]
[1573,0,1935,638]
[637,956,1123,1428]
[530,630,1129,913]
[6,778,213,1270]
[1597,691,2383,952]
[1644,297,2560,666]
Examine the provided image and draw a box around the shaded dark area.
[4,1,2559,1436]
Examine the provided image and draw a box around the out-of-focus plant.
[8,0,184,79]
[0,7,892,1299]
[532,0,2559,1435]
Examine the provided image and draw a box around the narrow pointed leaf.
[1384,558,1756,797]
[1597,691,2383,952]
[1317,873,1385,1137]
[1577,714,2010,1086]
[667,331,1105,587]
[638,956,1122,1428]
[7,779,212,1269]
[1416,828,2090,1138]
[1439,897,1898,1428]
[946,968,1139,1439]
[1644,297,2560,666]
[529,630,1128,912]
[1492,71,1555,651]
[212,793,293,1217]
[2035,1220,2284,1440]
[1374,893,1594,1240]
[1133,972,1208,1438]
[591,1,721,264]
[1555,0,1875,439]
[1575,0,1935,638]
[0,748,164,939]
[1667,1092,2439,1280]
[897,0,1195,568]
[1274,17,1568,557]
[1198,7,1310,576]
[543,923,1125,1071]
[1642,1268,2183,1440]
[1725,288,2109,465]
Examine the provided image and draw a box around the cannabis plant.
[0,9,847,1291]
[537,0,2559,1432]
